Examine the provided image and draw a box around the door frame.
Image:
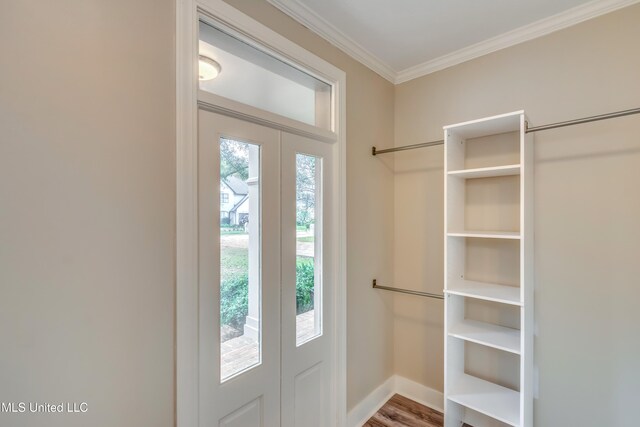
[176,1,347,426]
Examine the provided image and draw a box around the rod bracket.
[371,146,377,156]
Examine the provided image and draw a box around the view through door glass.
[295,153,322,345]
[219,138,261,381]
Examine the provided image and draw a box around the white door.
[198,110,281,426]
[281,133,335,427]
[198,110,335,426]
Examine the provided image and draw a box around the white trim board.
[347,376,396,427]
[265,0,396,82]
[396,0,640,83]
[347,375,444,427]
[176,1,199,426]
[267,0,640,84]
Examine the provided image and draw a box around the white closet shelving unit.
[444,111,533,427]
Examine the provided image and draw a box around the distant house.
[220,176,249,225]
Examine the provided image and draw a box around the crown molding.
[265,0,397,82]
[267,0,640,85]
[395,0,640,83]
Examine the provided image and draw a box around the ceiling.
[266,0,637,83]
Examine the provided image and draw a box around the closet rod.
[371,106,640,156]
[372,139,444,156]
[372,279,444,300]
[525,106,640,133]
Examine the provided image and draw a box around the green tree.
[296,154,316,228]
[220,138,249,180]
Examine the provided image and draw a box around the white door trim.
[176,1,347,426]
[197,90,337,143]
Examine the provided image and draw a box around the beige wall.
[1,0,396,422]
[0,1,175,426]
[221,1,397,410]
[393,5,640,426]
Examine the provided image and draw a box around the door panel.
[281,132,334,427]
[199,110,280,426]
[219,398,262,427]
[294,363,324,427]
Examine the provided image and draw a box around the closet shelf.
[445,111,532,427]
[448,319,521,354]
[448,374,520,427]
[447,231,521,239]
[445,279,521,306]
[448,164,521,179]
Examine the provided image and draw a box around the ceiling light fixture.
[199,55,221,81]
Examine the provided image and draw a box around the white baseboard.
[347,375,444,427]
[346,376,395,427]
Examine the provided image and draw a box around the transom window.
[198,20,332,130]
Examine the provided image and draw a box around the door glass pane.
[296,154,322,345]
[199,20,332,130]
[220,138,261,381]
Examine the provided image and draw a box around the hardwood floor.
[363,394,443,427]
[363,394,472,427]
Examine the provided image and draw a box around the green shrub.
[220,273,248,329]
[296,258,315,314]
[220,259,315,330]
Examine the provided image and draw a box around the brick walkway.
[295,309,316,343]
[221,310,316,379]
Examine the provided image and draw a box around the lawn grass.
[220,230,247,235]
[220,247,248,282]
[296,236,315,243]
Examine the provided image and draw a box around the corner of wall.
[346,375,444,427]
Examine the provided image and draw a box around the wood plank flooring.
[364,394,443,427]
[363,394,472,427]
